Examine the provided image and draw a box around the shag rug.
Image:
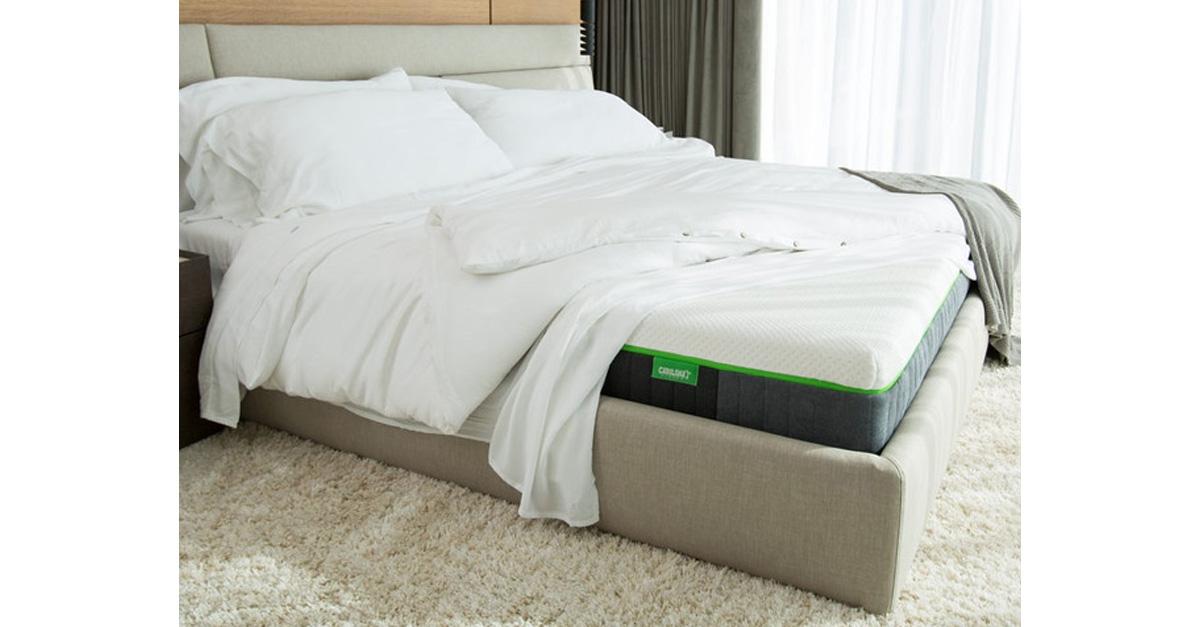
[181,312,1021,625]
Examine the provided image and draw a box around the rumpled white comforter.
[199,139,972,526]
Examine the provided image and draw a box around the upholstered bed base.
[241,295,987,614]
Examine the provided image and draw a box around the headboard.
[180,24,593,90]
[180,0,592,90]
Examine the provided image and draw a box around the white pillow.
[186,150,262,224]
[447,88,666,168]
[199,89,514,218]
[179,68,412,214]
[179,68,412,165]
[409,75,499,91]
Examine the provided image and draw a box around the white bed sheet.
[193,138,970,525]
[178,216,247,291]
[180,213,503,441]
[177,215,964,438]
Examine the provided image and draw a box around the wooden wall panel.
[491,0,580,24]
[179,0,490,25]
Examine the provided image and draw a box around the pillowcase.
[198,89,514,218]
[179,68,412,214]
[446,88,666,168]
[179,68,412,165]
[185,150,262,224]
[409,75,499,91]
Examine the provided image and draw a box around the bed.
[179,15,991,615]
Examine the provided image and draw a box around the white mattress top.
[625,257,963,390]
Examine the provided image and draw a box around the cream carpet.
[181,323,1020,625]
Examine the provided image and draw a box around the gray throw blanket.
[842,169,1021,365]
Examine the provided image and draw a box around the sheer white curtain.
[760,0,1020,195]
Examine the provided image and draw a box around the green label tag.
[651,356,699,386]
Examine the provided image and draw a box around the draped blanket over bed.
[844,169,1022,364]
[198,139,992,526]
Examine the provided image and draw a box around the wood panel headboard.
[179,0,580,25]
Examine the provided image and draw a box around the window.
[760,0,1020,194]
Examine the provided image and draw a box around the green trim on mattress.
[621,272,965,396]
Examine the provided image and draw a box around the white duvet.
[199,139,972,526]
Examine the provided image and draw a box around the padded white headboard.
[179,24,593,89]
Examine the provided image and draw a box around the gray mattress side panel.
[603,274,971,453]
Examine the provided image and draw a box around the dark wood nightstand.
[180,250,222,447]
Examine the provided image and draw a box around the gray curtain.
[594,0,761,159]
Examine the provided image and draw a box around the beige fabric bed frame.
[181,24,988,614]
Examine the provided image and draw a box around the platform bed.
[183,20,989,615]
[241,296,985,614]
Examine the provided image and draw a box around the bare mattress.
[183,219,968,454]
[607,259,969,453]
